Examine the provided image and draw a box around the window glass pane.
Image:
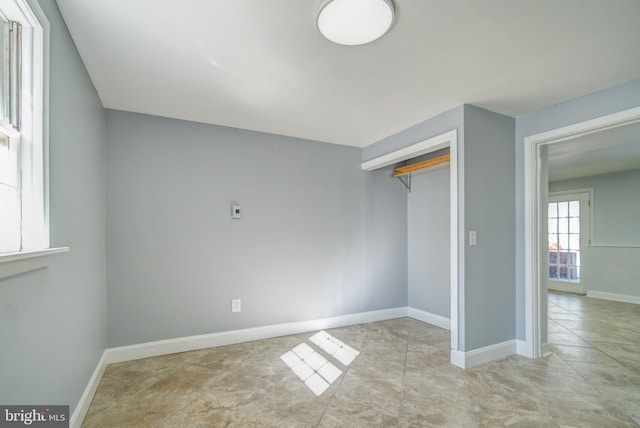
[548,218,558,234]
[548,233,559,250]
[559,266,568,280]
[548,202,558,219]
[549,251,558,265]
[569,251,579,266]
[558,218,569,234]
[0,184,20,252]
[559,234,569,250]
[569,234,580,250]
[574,252,580,268]
[0,131,18,185]
[0,131,20,252]
[559,252,568,265]
[569,200,579,217]
[0,19,8,123]
[549,265,558,279]
[571,267,580,280]
[558,201,569,218]
[569,217,580,233]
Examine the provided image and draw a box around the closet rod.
[392,154,450,178]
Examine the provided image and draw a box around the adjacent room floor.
[83,293,640,427]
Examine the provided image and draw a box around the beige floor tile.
[81,293,640,427]
[91,369,160,403]
[147,364,220,396]
[591,341,640,362]
[513,365,599,394]
[156,389,292,428]
[475,408,556,427]
[509,352,571,370]
[570,328,631,344]
[83,390,190,428]
[551,343,621,365]
[333,371,403,409]
[319,395,399,428]
[324,324,370,347]
[404,349,450,372]
[547,406,638,428]
[464,367,535,397]
[348,354,405,383]
[548,330,594,347]
[399,401,477,427]
[258,372,337,424]
[108,349,209,377]
[568,360,640,387]
[404,369,471,408]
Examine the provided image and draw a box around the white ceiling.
[548,121,640,182]
[55,0,640,148]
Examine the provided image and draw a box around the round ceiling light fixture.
[317,0,395,46]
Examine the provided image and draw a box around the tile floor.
[83,293,640,427]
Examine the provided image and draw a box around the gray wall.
[550,169,640,298]
[515,79,640,338]
[106,110,407,347]
[0,0,107,412]
[551,169,640,246]
[462,105,516,350]
[408,163,450,317]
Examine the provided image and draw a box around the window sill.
[0,247,70,280]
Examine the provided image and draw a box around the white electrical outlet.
[231,298,241,313]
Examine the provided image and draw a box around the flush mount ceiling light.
[317,0,395,46]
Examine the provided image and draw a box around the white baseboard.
[450,339,517,369]
[450,349,465,368]
[105,307,408,364]
[516,339,528,357]
[69,351,108,428]
[407,307,451,330]
[587,291,640,305]
[548,282,585,295]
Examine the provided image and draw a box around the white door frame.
[361,129,461,359]
[523,106,640,358]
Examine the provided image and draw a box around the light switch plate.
[469,230,477,246]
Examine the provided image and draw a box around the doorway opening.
[523,106,640,359]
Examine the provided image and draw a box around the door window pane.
[558,202,569,218]
[569,200,580,217]
[548,199,581,283]
[569,234,580,250]
[559,218,569,234]
[569,217,580,233]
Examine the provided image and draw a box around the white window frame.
[0,0,68,280]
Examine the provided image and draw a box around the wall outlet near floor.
[231,298,241,313]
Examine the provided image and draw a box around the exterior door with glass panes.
[548,192,590,294]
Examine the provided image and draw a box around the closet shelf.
[392,154,450,178]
